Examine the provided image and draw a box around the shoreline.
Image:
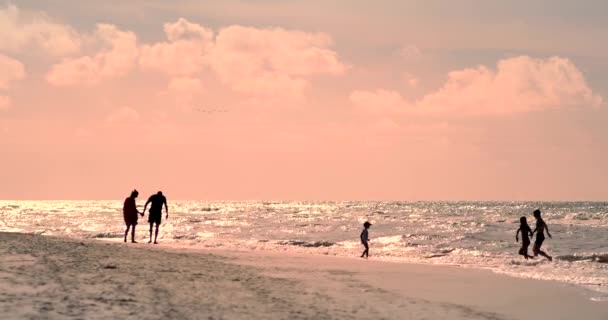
[1,232,607,319]
[98,236,608,299]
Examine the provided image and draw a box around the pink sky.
[1,1,607,200]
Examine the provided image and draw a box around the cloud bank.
[351,56,602,116]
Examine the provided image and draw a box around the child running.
[531,209,553,261]
[360,221,372,258]
[515,216,534,259]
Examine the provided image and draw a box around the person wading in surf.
[516,216,534,259]
[531,209,553,261]
[143,191,168,244]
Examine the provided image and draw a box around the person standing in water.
[516,216,534,259]
[123,189,143,243]
[360,221,372,258]
[143,191,168,244]
[531,209,553,261]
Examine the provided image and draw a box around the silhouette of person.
[516,216,534,259]
[531,209,553,261]
[143,191,168,244]
[360,221,372,258]
[123,189,143,243]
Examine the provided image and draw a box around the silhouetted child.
[360,221,372,258]
[516,216,533,259]
[531,209,553,261]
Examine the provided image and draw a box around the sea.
[1,200,607,300]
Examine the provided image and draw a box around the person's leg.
[537,249,552,261]
[124,224,130,242]
[131,225,137,243]
[154,223,160,244]
[149,223,153,243]
[534,238,552,261]
[361,243,369,258]
[523,244,531,259]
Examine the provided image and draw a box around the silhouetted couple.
[516,209,552,261]
[123,190,169,244]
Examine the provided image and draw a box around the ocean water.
[1,200,607,299]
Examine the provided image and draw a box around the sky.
[1,0,607,200]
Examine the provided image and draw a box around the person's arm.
[545,223,552,238]
[516,228,521,242]
[164,198,169,218]
[137,203,143,216]
[142,198,151,215]
[133,200,140,215]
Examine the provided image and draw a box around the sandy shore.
[0,232,606,319]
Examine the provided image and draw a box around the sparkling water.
[1,200,607,298]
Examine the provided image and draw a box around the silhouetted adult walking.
[143,191,168,244]
[123,189,143,243]
[531,209,553,261]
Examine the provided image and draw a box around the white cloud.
[46,24,138,86]
[139,18,214,75]
[140,19,346,98]
[0,4,81,56]
[210,25,345,97]
[351,56,602,116]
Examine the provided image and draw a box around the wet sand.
[0,232,606,319]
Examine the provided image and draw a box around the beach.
[1,232,606,320]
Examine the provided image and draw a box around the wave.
[278,240,335,248]
[556,253,608,263]
[424,248,455,259]
[87,232,123,239]
[172,234,199,240]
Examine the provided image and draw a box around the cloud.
[141,20,346,98]
[46,24,138,86]
[106,106,140,124]
[0,54,25,89]
[44,17,345,99]
[210,25,345,97]
[0,4,81,56]
[351,56,602,116]
[139,18,214,75]
[0,54,25,109]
